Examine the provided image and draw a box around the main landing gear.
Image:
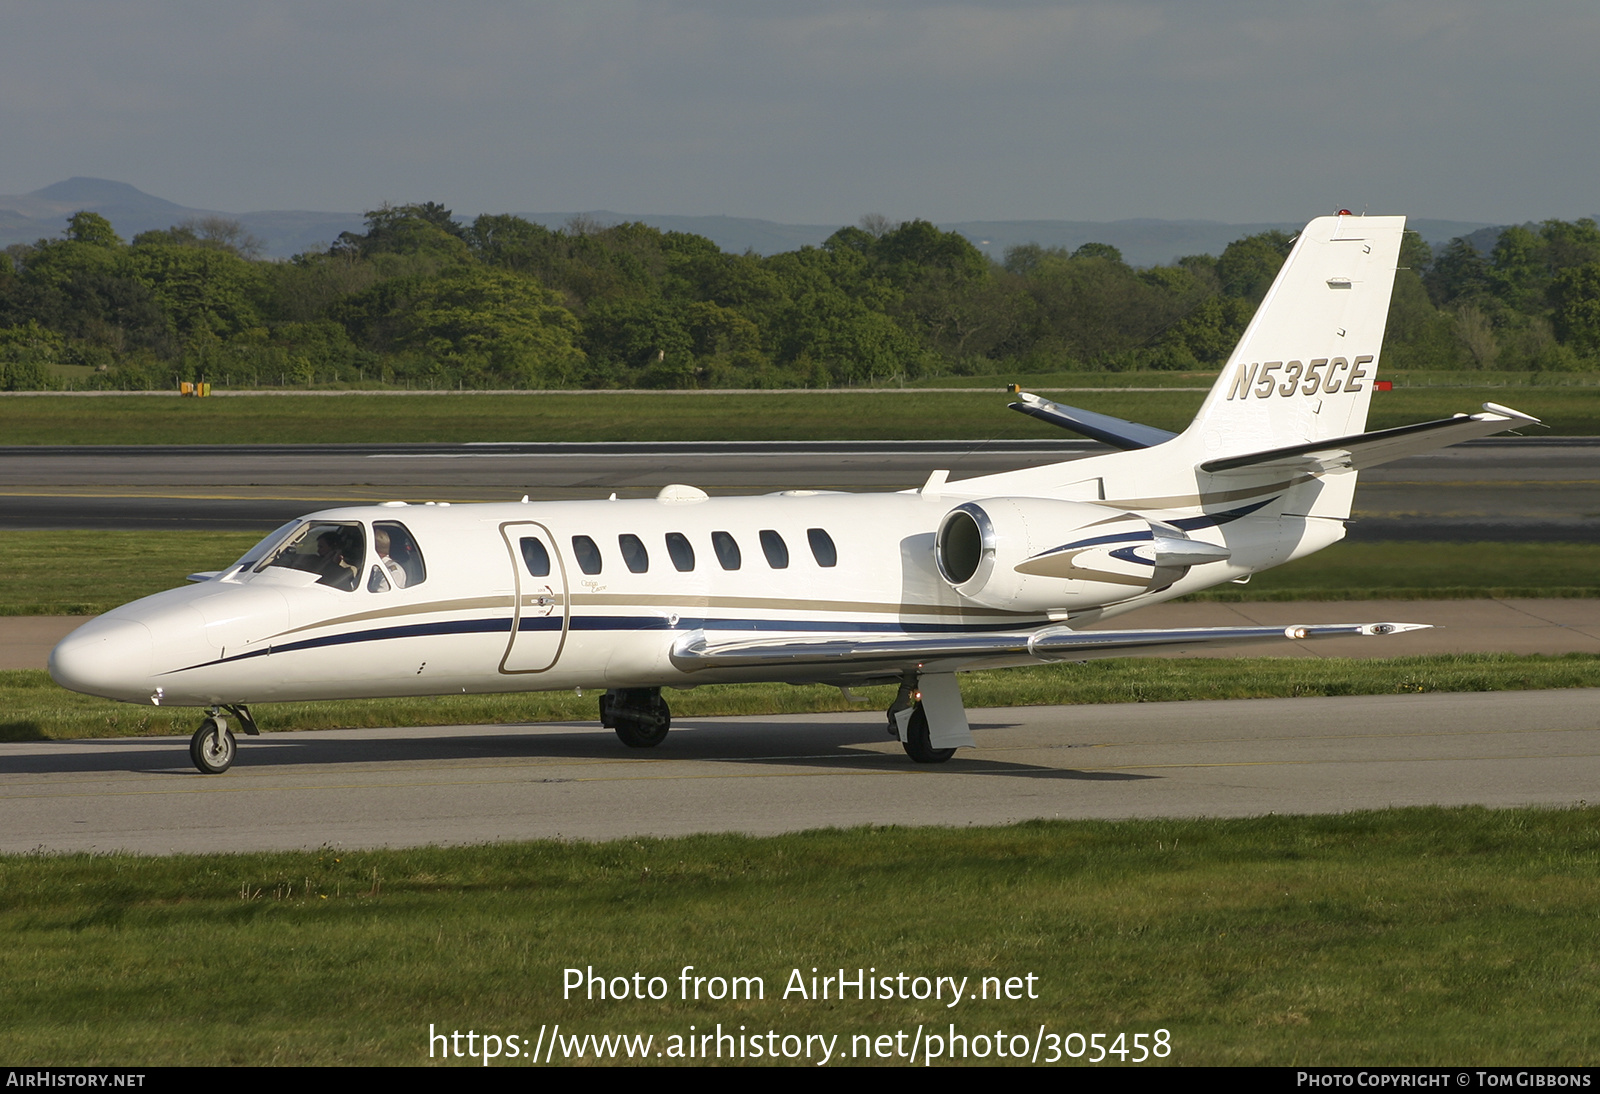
[600,688,671,748]
[886,675,973,764]
[188,705,259,774]
[886,680,955,764]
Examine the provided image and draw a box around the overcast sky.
[3,1,1595,226]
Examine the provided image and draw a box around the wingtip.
[1481,401,1541,425]
[1359,622,1433,636]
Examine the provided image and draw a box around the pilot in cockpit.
[315,531,359,591]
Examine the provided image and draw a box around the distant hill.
[0,177,1517,265]
[0,177,364,257]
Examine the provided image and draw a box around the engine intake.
[935,498,1228,612]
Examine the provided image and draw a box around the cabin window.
[712,531,741,570]
[254,520,366,592]
[807,528,838,568]
[619,533,649,573]
[759,529,789,569]
[665,532,695,572]
[572,535,602,575]
[520,537,551,577]
[374,521,425,588]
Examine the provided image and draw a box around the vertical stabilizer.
[1184,214,1406,460]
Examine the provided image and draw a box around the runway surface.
[3,689,1594,854]
[1,437,1597,540]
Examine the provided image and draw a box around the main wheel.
[900,704,956,764]
[613,691,670,748]
[190,717,237,774]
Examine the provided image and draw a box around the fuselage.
[47,490,1012,706]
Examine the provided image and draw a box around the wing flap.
[670,621,1429,673]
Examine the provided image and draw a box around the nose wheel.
[190,716,236,774]
[187,705,258,773]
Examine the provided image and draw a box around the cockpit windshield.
[252,520,368,591]
[228,519,302,573]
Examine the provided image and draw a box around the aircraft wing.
[670,620,1428,674]
[1200,403,1539,475]
[1008,389,1178,450]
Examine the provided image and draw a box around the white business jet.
[50,214,1536,773]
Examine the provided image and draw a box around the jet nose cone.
[49,618,157,701]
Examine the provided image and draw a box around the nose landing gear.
[190,716,236,774]
[188,705,259,773]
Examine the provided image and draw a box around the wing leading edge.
[671,620,1429,675]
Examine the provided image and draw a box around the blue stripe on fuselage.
[161,613,1039,675]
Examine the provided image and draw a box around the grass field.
[7,531,1593,617]
[0,383,1585,443]
[8,652,1600,742]
[1,806,1594,1065]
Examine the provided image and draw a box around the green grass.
[0,383,1587,443]
[10,653,1600,742]
[1,806,1595,1064]
[1183,541,1600,601]
[0,530,259,615]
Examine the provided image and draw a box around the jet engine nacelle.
[934,497,1230,612]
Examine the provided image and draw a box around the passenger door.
[498,521,570,674]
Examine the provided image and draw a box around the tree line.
[1,203,1598,391]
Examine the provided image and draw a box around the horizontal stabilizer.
[671,621,1428,674]
[1008,389,1178,451]
[1200,403,1540,476]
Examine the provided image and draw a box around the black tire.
[901,703,956,764]
[613,692,670,748]
[190,717,236,774]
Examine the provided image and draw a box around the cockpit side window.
[573,535,603,575]
[255,521,366,592]
[373,521,425,589]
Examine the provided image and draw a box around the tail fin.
[1183,214,1406,459]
